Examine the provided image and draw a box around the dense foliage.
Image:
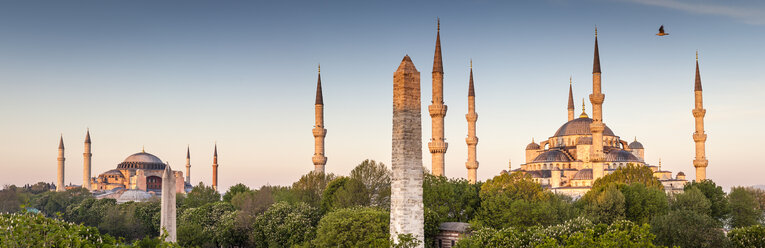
[313,207,390,247]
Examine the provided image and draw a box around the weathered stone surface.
[160,165,177,242]
[390,55,424,246]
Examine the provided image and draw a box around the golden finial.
[437,17,440,31]
[318,64,321,73]
[595,25,598,37]
[470,59,472,69]
[696,50,698,61]
[142,145,145,153]
[569,75,572,85]
[634,136,637,142]
[531,137,535,143]
[580,98,588,118]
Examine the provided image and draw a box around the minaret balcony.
[428,104,448,117]
[692,109,706,118]
[590,123,605,132]
[465,161,479,169]
[466,137,478,145]
[589,93,605,104]
[428,140,448,153]
[693,133,707,142]
[693,159,708,168]
[312,155,327,165]
[313,128,327,137]
[465,113,478,122]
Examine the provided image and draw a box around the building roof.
[532,149,572,162]
[117,152,166,170]
[628,140,644,149]
[526,141,540,150]
[123,152,163,163]
[439,222,470,233]
[553,117,615,137]
[695,54,703,91]
[101,169,123,176]
[605,149,641,162]
[396,55,417,73]
[593,35,601,73]
[527,170,552,178]
[117,190,153,203]
[432,19,443,73]
[572,169,593,180]
[315,69,323,105]
[468,66,475,97]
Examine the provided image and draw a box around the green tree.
[621,183,668,224]
[728,187,763,228]
[292,172,336,208]
[177,201,235,248]
[684,180,730,224]
[231,186,275,216]
[650,210,728,248]
[313,207,389,247]
[222,183,251,203]
[590,163,664,191]
[728,224,765,248]
[251,201,321,247]
[423,174,482,246]
[350,159,391,208]
[320,177,370,212]
[584,183,626,224]
[671,187,712,215]
[0,186,23,213]
[30,187,92,216]
[183,182,221,209]
[0,212,120,247]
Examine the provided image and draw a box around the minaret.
[692,51,708,182]
[428,19,448,177]
[312,65,328,174]
[568,77,575,121]
[185,146,191,184]
[83,130,92,191]
[390,55,424,246]
[589,28,607,180]
[212,144,218,191]
[465,61,479,184]
[160,164,177,242]
[57,135,66,192]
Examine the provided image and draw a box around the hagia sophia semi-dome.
[553,117,615,137]
[117,152,166,170]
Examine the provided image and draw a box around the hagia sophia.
[53,22,709,201]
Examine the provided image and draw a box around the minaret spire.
[568,76,575,121]
[589,29,607,179]
[57,135,66,192]
[428,18,448,176]
[312,66,328,173]
[83,129,92,191]
[692,51,708,182]
[212,143,218,191]
[465,61,479,184]
[185,145,191,184]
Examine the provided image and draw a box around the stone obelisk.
[57,135,66,192]
[160,164,177,242]
[390,55,424,246]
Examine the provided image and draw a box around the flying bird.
[656,25,669,36]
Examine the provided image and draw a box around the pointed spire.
[214,143,218,157]
[580,98,588,118]
[433,18,443,73]
[315,64,324,105]
[84,129,91,144]
[59,135,64,149]
[695,51,702,91]
[567,77,574,110]
[593,27,601,73]
[397,55,417,72]
[142,146,145,153]
[468,60,475,97]
[186,145,190,159]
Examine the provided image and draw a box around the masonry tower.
[185,146,191,184]
[568,77,575,121]
[465,61,479,184]
[589,29,606,180]
[57,135,66,192]
[212,144,218,191]
[83,130,92,191]
[693,52,708,182]
[428,19,448,177]
[390,55,424,246]
[313,65,328,173]
[160,165,177,242]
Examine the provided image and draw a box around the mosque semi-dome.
[117,152,166,170]
[628,140,644,149]
[553,117,615,137]
[533,149,572,162]
[604,149,641,162]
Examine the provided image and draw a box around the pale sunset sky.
[1,0,764,192]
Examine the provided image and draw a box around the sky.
[1,0,763,192]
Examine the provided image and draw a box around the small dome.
[102,169,123,176]
[677,171,685,176]
[553,117,616,137]
[628,140,644,149]
[605,149,641,162]
[532,150,572,162]
[526,142,540,150]
[117,190,153,203]
[572,169,593,180]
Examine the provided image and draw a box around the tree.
[423,174,481,246]
[313,207,389,247]
[621,183,668,224]
[671,187,712,215]
[0,186,23,213]
[349,159,391,208]
[684,180,729,224]
[650,210,728,248]
[584,184,626,224]
[251,201,321,247]
[320,177,369,212]
[0,212,119,247]
[183,182,221,209]
[728,187,763,228]
[590,163,664,191]
[231,186,275,216]
[177,201,235,248]
[728,224,765,248]
[292,172,336,208]
[222,183,251,203]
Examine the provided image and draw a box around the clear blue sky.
[1,0,763,191]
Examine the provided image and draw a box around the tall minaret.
[568,77,575,121]
[212,144,218,191]
[692,51,708,182]
[428,19,448,177]
[390,55,424,246]
[57,135,66,192]
[312,65,328,174]
[185,146,191,184]
[589,28,607,180]
[465,61,479,184]
[83,130,92,191]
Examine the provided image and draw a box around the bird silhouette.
[656,25,669,36]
